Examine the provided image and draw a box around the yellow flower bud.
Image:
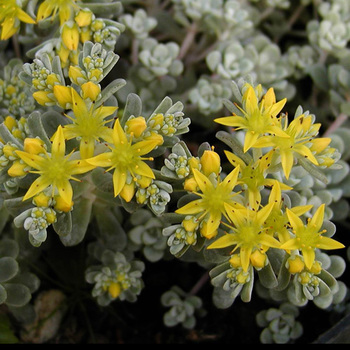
[33,91,54,106]
[81,82,101,101]
[33,192,51,207]
[7,160,27,177]
[89,68,103,82]
[61,22,80,51]
[68,66,86,85]
[4,116,16,131]
[236,271,249,284]
[199,220,217,239]
[229,254,241,268]
[54,195,73,213]
[287,255,305,274]
[45,210,57,224]
[136,176,153,188]
[250,249,267,269]
[182,216,199,232]
[80,27,92,44]
[200,150,221,177]
[46,73,61,88]
[23,138,45,155]
[75,9,93,27]
[183,176,198,192]
[57,44,70,68]
[188,157,200,171]
[108,282,121,299]
[120,182,135,202]
[126,117,147,138]
[299,272,312,285]
[186,233,196,245]
[308,260,322,275]
[2,144,17,158]
[53,85,73,108]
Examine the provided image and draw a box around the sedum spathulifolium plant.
[0,0,350,344]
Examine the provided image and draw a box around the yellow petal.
[57,180,73,206]
[175,199,205,215]
[51,126,66,158]
[207,233,237,249]
[224,150,246,169]
[112,168,127,197]
[16,8,36,24]
[86,152,113,168]
[286,208,304,231]
[15,151,46,170]
[134,160,155,179]
[112,119,128,145]
[192,169,214,194]
[23,176,51,202]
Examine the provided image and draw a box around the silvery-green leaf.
[0,284,7,304]
[3,284,31,307]
[0,239,19,259]
[53,212,72,237]
[258,263,278,289]
[95,79,126,108]
[0,257,18,283]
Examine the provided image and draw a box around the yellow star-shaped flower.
[175,166,242,239]
[280,204,344,269]
[208,202,281,272]
[15,126,95,210]
[37,0,79,25]
[0,0,36,40]
[215,84,288,152]
[60,86,117,159]
[86,118,163,202]
[254,114,323,179]
[224,149,292,209]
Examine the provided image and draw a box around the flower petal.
[86,152,113,168]
[192,169,214,194]
[286,208,304,231]
[23,176,51,202]
[134,160,155,179]
[207,233,237,249]
[57,180,73,206]
[112,168,127,197]
[175,199,205,215]
[51,125,66,158]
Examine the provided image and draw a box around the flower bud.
[250,249,267,269]
[200,150,221,177]
[287,255,305,274]
[108,282,121,299]
[23,138,45,155]
[126,116,147,138]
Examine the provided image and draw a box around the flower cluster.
[0,0,349,344]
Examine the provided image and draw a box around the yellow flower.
[254,114,322,179]
[265,181,313,244]
[214,84,288,152]
[61,88,117,158]
[14,126,95,209]
[225,149,292,209]
[86,118,161,201]
[37,0,78,25]
[0,0,35,40]
[280,204,344,269]
[208,202,281,272]
[175,166,242,239]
